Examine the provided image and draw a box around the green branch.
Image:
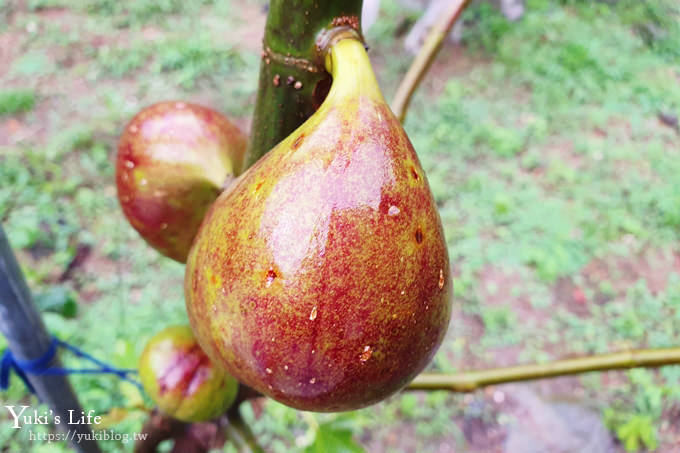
[245,0,364,168]
[407,347,680,392]
[391,0,471,123]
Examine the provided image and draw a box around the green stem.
[391,0,471,123]
[407,347,680,392]
[245,0,364,168]
[224,412,264,453]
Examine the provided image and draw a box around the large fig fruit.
[116,101,246,262]
[185,37,452,411]
[138,325,239,422]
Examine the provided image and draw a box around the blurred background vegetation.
[1,0,679,451]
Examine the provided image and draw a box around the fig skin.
[185,38,452,412]
[138,325,239,422]
[116,101,247,262]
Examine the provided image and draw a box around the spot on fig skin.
[388,205,400,216]
[292,133,305,150]
[125,160,135,169]
[128,124,139,134]
[265,267,277,287]
[309,305,317,321]
[265,368,273,374]
[439,269,445,289]
[309,377,316,384]
[360,346,373,363]
[415,229,423,244]
[410,166,419,181]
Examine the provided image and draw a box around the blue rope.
[0,336,142,394]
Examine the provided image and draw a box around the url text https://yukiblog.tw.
[28,428,148,444]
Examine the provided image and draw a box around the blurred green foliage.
[0,90,36,115]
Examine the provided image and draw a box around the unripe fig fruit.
[138,325,239,422]
[116,101,247,262]
[185,37,452,412]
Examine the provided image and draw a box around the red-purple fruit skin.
[116,101,246,262]
[185,92,452,411]
[138,325,238,422]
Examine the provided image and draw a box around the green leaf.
[305,422,364,453]
[616,415,658,452]
[34,286,78,318]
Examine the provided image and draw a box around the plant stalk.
[391,0,471,123]
[245,0,364,168]
[407,347,680,392]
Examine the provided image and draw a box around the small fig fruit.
[116,101,247,262]
[138,325,239,422]
[185,37,452,411]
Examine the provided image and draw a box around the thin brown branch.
[391,0,471,123]
[407,347,680,392]
[224,408,265,453]
[134,410,188,453]
[222,386,265,453]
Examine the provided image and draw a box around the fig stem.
[391,0,472,124]
[407,347,680,392]
[323,37,385,104]
[245,0,364,168]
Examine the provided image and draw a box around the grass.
[0,89,36,115]
[0,0,679,451]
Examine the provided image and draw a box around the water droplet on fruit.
[438,269,445,289]
[265,368,272,374]
[125,160,135,169]
[388,205,400,216]
[140,179,148,186]
[309,306,317,321]
[401,290,405,295]
[284,365,288,370]
[360,345,373,362]
[309,377,316,384]
[160,223,168,230]
[128,124,138,134]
